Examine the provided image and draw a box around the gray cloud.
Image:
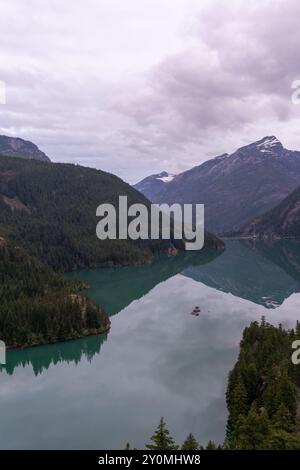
[115,0,300,172]
[0,0,300,182]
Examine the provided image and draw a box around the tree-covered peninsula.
[0,239,110,349]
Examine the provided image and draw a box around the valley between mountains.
[0,135,221,349]
[1,134,300,350]
[135,136,300,235]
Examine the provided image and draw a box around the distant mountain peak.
[134,135,300,233]
[237,136,283,155]
[212,153,229,161]
[0,135,51,162]
[255,135,282,150]
[133,171,176,201]
[257,135,281,146]
[155,171,176,183]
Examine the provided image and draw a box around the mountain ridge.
[134,170,176,201]
[0,155,223,272]
[234,185,300,238]
[134,136,300,233]
[0,135,51,162]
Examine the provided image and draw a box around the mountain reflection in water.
[3,240,300,376]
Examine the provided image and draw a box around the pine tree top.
[146,417,179,450]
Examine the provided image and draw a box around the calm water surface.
[1,240,300,449]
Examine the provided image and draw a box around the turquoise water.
[1,240,300,449]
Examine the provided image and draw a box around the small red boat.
[191,306,201,316]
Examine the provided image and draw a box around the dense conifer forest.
[226,318,300,449]
[0,155,171,271]
[0,239,110,348]
[0,155,223,272]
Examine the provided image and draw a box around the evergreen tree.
[227,372,247,434]
[295,320,300,338]
[181,433,199,450]
[231,404,270,450]
[146,417,179,450]
[272,404,293,432]
[206,440,217,450]
[277,372,297,420]
[266,429,300,450]
[242,362,260,404]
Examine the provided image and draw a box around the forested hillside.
[226,319,300,449]
[236,185,300,239]
[0,154,223,349]
[0,239,110,348]
[0,155,222,272]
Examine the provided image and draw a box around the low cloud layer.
[1,0,300,182]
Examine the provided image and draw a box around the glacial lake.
[1,240,300,449]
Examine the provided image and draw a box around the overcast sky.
[1,0,300,183]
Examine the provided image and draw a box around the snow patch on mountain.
[156,174,175,183]
[256,136,281,150]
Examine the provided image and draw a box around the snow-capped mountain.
[133,171,176,201]
[134,137,300,233]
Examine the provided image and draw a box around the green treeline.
[126,320,300,450]
[0,155,222,272]
[226,318,300,449]
[0,240,110,348]
[125,417,220,450]
[0,156,186,272]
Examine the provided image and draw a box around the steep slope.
[136,137,300,233]
[133,171,176,201]
[0,156,223,271]
[0,135,50,162]
[236,185,300,238]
